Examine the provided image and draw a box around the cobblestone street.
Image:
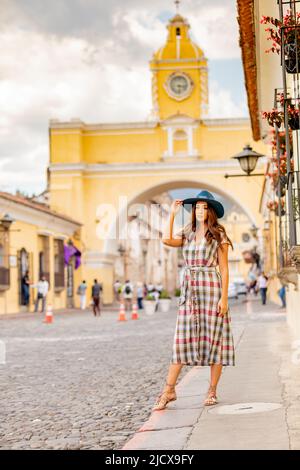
[0,297,283,450]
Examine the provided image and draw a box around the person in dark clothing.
[21,270,30,306]
[278,284,286,308]
[91,279,102,316]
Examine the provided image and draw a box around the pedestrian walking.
[247,269,258,295]
[278,284,286,308]
[113,279,122,303]
[152,191,235,411]
[155,282,163,295]
[91,279,102,316]
[122,280,134,312]
[152,288,160,312]
[143,283,148,298]
[77,280,87,310]
[31,275,49,313]
[21,270,30,307]
[136,281,144,310]
[147,282,154,293]
[258,271,268,305]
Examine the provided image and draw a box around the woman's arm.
[217,242,229,316]
[162,199,185,247]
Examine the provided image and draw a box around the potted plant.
[267,198,286,216]
[275,203,286,217]
[270,128,292,155]
[267,199,278,212]
[159,289,172,313]
[261,109,283,128]
[287,104,300,129]
[143,293,156,316]
[261,10,300,73]
[262,106,300,130]
[275,184,286,198]
[266,170,279,189]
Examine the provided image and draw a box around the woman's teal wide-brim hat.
[182,190,224,219]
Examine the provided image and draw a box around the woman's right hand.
[170,199,183,215]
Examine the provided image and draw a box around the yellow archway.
[103,178,259,257]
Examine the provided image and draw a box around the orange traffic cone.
[44,304,53,324]
[131,303,139,320]
[117,303,127,321]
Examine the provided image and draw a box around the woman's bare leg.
[210,364,223,390]
[203,364,223,405]
[153,363,183,409]
[165,363,183,386]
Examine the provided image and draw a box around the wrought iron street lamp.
[118,244,126,256]
[0,214,14,231]
[249,224,259,238]
[118,243,127,281]
[224,144,265,178]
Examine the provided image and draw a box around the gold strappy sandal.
[152,382,177,411]
[204,385,218,406]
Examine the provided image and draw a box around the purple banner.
[64,243,81,269]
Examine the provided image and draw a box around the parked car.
[234,279,248,296]
[228,282,238,299]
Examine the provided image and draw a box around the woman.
[258,271,268,305]
[153,190,235,410]
[136,281,144,310]
[77,280,87,310]
[21,270,30,306]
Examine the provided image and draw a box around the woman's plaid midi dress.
[171,225,235,366]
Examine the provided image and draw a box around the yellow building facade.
[237,0,300,337]
[0,191,82,314]
[48,13,269,304]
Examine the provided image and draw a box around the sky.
[0,0,248,196]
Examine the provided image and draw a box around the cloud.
[208,80,248,118]
[0,0,246,195]
[186,1,241,60]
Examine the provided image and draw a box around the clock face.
[170,75,189,95]
[164,72,193,101]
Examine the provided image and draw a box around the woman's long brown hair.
[191,203,233,250]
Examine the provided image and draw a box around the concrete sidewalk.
[122,303,300,450]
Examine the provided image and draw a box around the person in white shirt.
[152,288,160,312]
[136,281,144,310]
[147,283,154,293]
[122,280,134,312]
[113,280,122,303]
[31,275,49,313]
[155,283,163,295]
[77,280,87,310]
[258,272,268,305]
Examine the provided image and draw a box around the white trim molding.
[0,197,81,235]
[49,158,263,175]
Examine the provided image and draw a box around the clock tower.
[149,13,208,121]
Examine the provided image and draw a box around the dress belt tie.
[178,265,220,305]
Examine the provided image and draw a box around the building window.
[173,129,188,155]
[173,129,187,140]
[0,242,10,290]
[54,239,65,290]
[19,248,30,305]
[38,235,50,284]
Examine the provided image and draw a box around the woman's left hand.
[217,298,228,317]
